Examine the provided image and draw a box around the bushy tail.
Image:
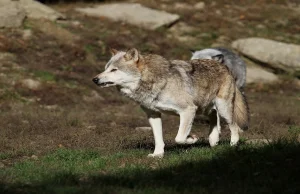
[233,88,249,131]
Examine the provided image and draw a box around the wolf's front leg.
[142,107,165,158]
[175,106,198,144]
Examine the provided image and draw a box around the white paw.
[230,135,239,146]
[147,153,164,158]
[186,134,199,144]
[175,137,186,144]
[209,138,219,147]
[209,131,219,147]
[230,140,238,146]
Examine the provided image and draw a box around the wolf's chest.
[120,87,155,106]
[119,87,178,112]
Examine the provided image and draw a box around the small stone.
[22,120,29,124]
[199,33,211,38]
[20,79,41,90]
[256,24,266,29]
[31,155,38,160]
[87,125,96,130]
[109,122,117,127]
[57,20,81,27]
[195,2,205,10]
[174,3,193,10]
[216,35,230,43]
[215,10,222,15]
[245,139,272,144]
[42,105,59,110]
[22,29,32,40]
[169,22,196,35]
[236,21,244,26]
[0,52,16,61]
[71,21,81,27]
[211,43,226,47]
[0,162,5,168]
[83,90,104,102]
[135,127,152,131]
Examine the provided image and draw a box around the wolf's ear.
[124,48,139,62]
[212,54,224,63]
[109,48,118,56]
[190,49,196,54]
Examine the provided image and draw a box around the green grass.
[288,125,300,136]
[34,70,56,82]
[84,44,96,54]
[1,141,300,194]
[0,90,26,103]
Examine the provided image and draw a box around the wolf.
[93,48,249,158]
[191,47,247,90]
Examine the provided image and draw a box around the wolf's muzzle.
[92,77,115,87]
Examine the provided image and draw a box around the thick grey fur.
[191,47,246,89]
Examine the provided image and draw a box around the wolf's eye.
[111,69,118,72]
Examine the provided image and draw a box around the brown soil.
[0,0,299,162]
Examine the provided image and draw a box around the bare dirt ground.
[0,0,300,164]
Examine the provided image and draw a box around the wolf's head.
[191,48,224,63]
[93,48,142,89]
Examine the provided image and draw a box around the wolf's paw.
[147,153,164,158]
[230,135,239,146]
[209,140,219,147]
[209,129,220,147]
[186,134,199,144]
[230,140,239,146]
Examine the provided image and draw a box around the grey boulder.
[232,37,300,76]
[76,3,180,30]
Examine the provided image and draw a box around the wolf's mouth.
[99,82,115,87]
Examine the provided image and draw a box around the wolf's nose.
[92,77,99,84]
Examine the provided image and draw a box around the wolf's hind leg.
[175,106,198,144]
[229,123,239,146]
[215,98,239,146]
[208,108,220,147]
[142,107,165,158]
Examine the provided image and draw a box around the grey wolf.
[191,47,246,90]
[93,48,249,158]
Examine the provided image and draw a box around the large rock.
[20,0,65,21]
[0,1,26,28]
[247,65,279,84]
[0,0,65,28]
[232,38,300,76]
[244,57,279,84]
[76,3,180,30]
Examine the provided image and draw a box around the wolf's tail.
[233,87,249,131]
